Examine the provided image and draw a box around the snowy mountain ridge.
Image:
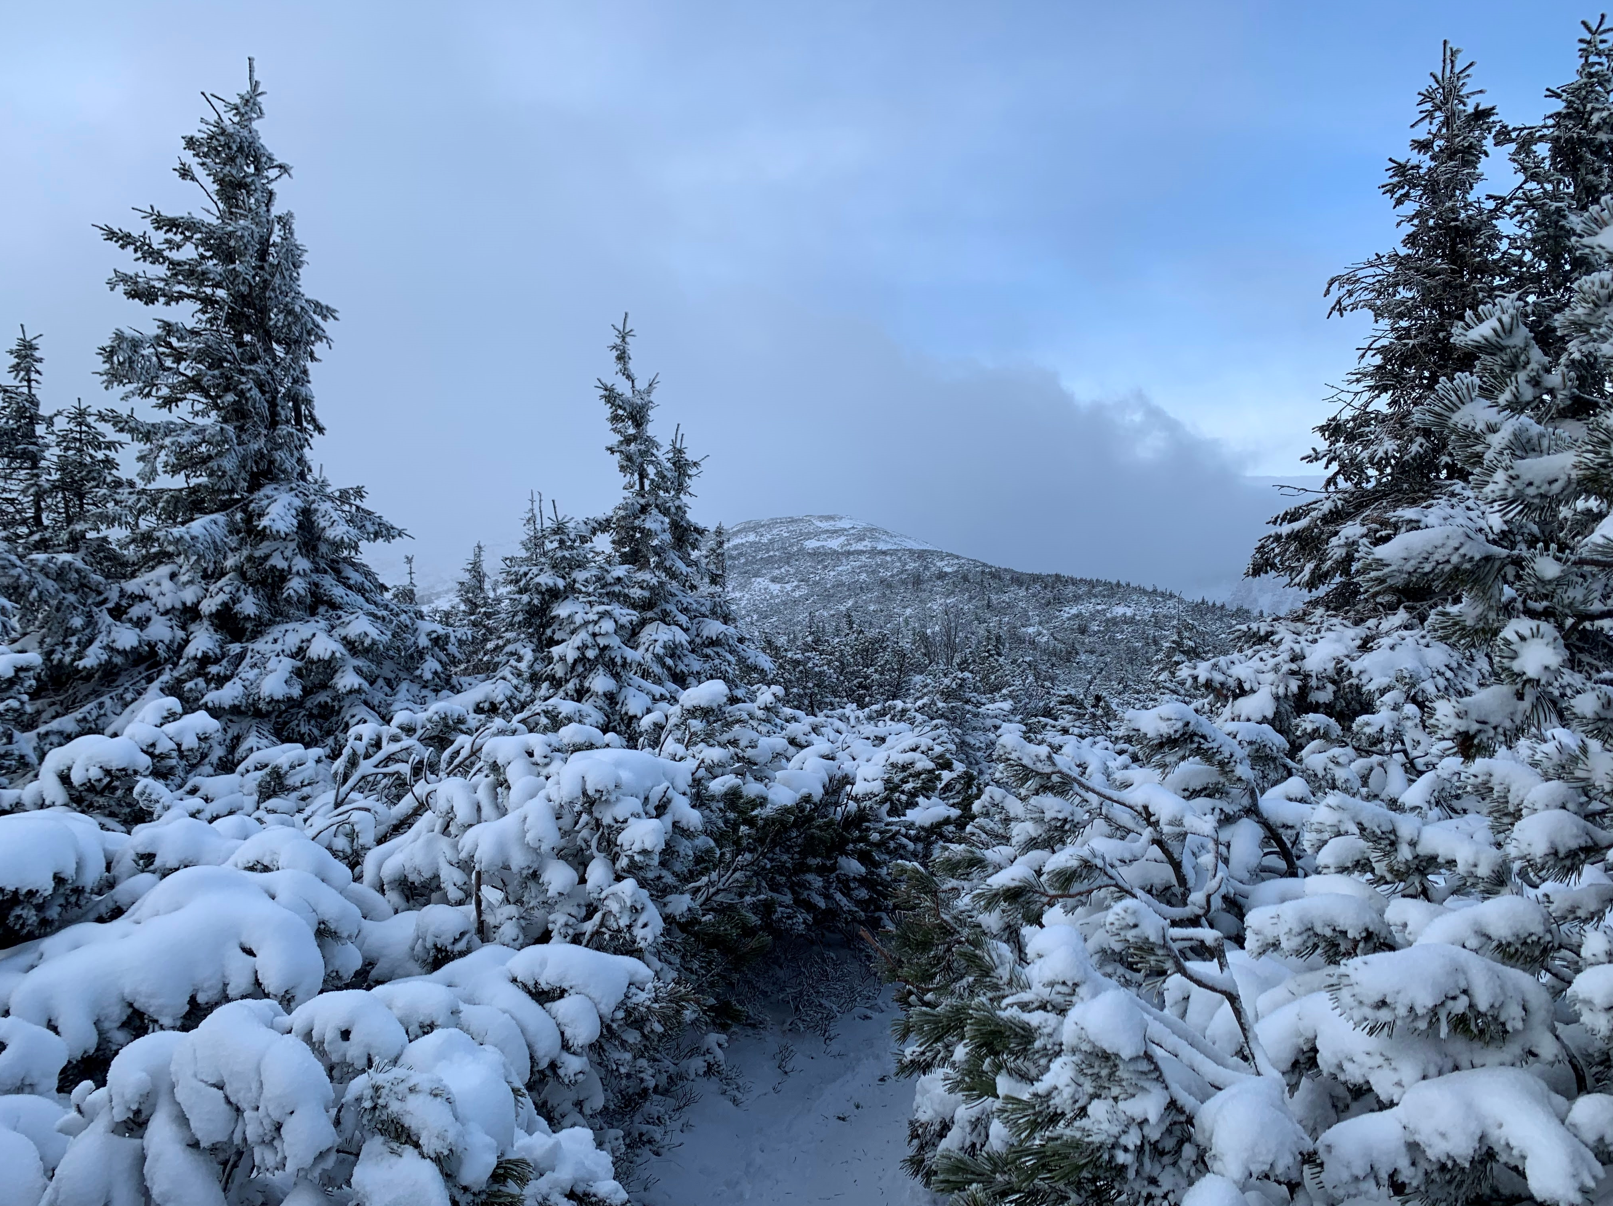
[727,514,939,554]
[724,514,1253,705]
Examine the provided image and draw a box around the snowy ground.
[634,986,939,1206]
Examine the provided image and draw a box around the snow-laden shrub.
[232,682,954,1151]
[0,699,682,1201]
[36,984,631,1206]
[0,1092,67,1206]
[0,1020,68,1104]
[889,698,1613,1206]
[0,682,956,1202]
[20,736,151,824]
[0,597,41,791]
[2,863,360,1078]
[0,809,639,1203]
[11,698,222,827]
[301,683,954,978]
[0,811,114,945]
[657,690,968,955]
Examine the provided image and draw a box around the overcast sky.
[1,2,1600,595]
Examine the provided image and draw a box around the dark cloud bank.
[631,299,1291,599]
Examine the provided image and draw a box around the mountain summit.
[724,514,1249,705]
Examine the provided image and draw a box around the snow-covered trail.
[634,990,940,1205]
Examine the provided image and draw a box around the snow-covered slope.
[731,514,941,555]
[725,515,1251,704]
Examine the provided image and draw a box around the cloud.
[6,0,1385,600]
[644,295,1284,596]
[356,287,1283,600]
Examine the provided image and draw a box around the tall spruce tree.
[1500,17,1613,354]
[44,400,127,556]
[0,328,48,546]
[1251,44,1504,612]
[595,317,758,704]
[0,332,137,736]
[1363,190,1613,749]
[95,64,409,751]
[446,541,499,681]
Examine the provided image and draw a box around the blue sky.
[1,1,1602,593]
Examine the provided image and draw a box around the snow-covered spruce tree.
[497,501,559,696]
[1251,43,1504,612]
[1153,607,1213,694]
[43,400,128,558]
[1362,194,1613,754]
[395,554,418,607]
[0,327,49,548]
[543,543,645,729]
[445,542,501,684]
[0,551,142,774]
[1499,17,1613,350]
[495,498,597,710]
[0,331,129,557]
[758,618,844,715]
[92,65,415,752]
[575,318,761,724]
[0,331,138,765]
